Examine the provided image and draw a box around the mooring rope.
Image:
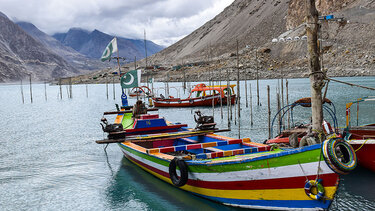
[298,160,310,182]
[326,77,375,90]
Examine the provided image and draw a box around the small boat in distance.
[343,96,375,172]
[129,86,153,98]
[152,83,236,107]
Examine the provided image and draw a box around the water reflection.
[105,157,248,211]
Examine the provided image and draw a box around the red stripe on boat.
[122,150,339,190]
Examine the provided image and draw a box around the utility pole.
[306,0,324,133]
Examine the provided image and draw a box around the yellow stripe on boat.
[128,154,337,201]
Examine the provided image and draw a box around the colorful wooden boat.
[98,103,358,210]
[152,83,236,107]
[343,96,375,172]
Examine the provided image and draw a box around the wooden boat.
[266,97,337,147]
[343,96,375,172]
[152,83,236,107]
[97,102,357,210]
[129,86,153,98]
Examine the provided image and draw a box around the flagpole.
[115,37,123,94]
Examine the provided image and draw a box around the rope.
[350,139,369,152]
[298,160,309,182]
[327,77,375,90]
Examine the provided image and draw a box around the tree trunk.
[305,0,324,133]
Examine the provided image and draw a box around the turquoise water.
[1,77,374,210]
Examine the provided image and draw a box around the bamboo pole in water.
[106,76,109,100]
[250,83,253,126]
[69,77,72,99]
[59,78,62,100]
[44,81,47,101]
[29,75,33,103]
[227,68,231,128]
[267,85,271,139]
[286,79,290,128]
[256,50,260,106]
[112,76,115,100]
[245,78,248,108]
[86,84,88,98]
[220,68,223,119]
[20,79,24,104]
[277,92,281,134]
[236,40,241,118]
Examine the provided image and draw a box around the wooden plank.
[96,129,230,144]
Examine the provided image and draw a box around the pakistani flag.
[100,37,118,61]
[121,70,141,89]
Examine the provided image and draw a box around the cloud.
[0,0,234,46]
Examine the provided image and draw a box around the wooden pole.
[69,77,72,99]
[281,78,284,129]
[306,0,324,132]
[29,75,33,103]
[245,79,248,108]
[59,78,62,99]
[113,76,115,100]
[86,84,88,98]
[106,76,109,100]
[250,83,253,126]
[286,79,290,128]
[236,40,241,118]
[267,85,271,139]
[183,68,186,95]
[44,81,47,101]
[20,79,24,104]
[220,69,223,119]
[256,50,260,106]
[277,92,281,134]
[144,30,148,69]
[227,68,231,128]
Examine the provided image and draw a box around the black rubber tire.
[169,158,188,187]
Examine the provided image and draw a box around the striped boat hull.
[118,143,339,210]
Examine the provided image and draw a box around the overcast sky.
[0,0,234,46]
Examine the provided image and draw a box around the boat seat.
[205,147,224,152]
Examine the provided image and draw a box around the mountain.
[53,28,163,61]
[0,14,78,82]
[17,22,106,71]
[147,0,375,78]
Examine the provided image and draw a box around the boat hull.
[118,143,338,210]
[153,95,236,107]
[350,140,375,172]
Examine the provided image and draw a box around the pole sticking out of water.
[236,40,241,118]
[267,85,271,139]
[256,50,260,106]
[20,79,24,104]
[44,81,47,101]
[277,92,281,134]
[106,76,109,100]
[249,83,253,126]
[85,84,88,98]
[227,68,231,128]
[112,76,115,100]
[59,78,62,100]
[29,74,33,103]
[219,69,223,120]
[245,79,248,108]
[286,79,290,128]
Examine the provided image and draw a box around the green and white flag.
[100,37,118,61]
[121,70,141,89]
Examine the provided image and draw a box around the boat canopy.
[189,83,236,98]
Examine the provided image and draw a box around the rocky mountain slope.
[0,14,77,82]
[17,22,106,72]
[141,0,375,81]
[54,28,163,60]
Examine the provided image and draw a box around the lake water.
[1,77,374,210]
